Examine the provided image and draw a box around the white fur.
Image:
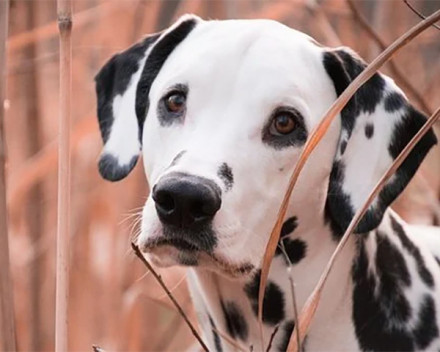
[107,17,440,351]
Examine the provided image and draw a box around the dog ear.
[95,15,199,181]
[323,48,437,238]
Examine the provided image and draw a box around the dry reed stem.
[0,0,17,350]
[287,105,440,352]
[131,243,209,352]
[404,0,440,31]
[257,8,440,351]
[55,1,72,351]
[279,243,301,352]
[347,0,432,114]
[7,117,95,211]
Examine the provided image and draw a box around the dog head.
[95,15,436,278]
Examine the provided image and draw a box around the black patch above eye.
[262,107,307,149]
[135,18,197,137]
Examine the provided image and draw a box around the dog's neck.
[187,207,437,351]
[187,198,359,350]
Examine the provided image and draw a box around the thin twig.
[287,106,440,351]
[347,0,432,114]
[266,325,280,352]
[279,243,301,352]
[403,0,440,31]
[0,0,16,350]
[131,243,209,352]
[55,0,72,350]
[256,8,440,352]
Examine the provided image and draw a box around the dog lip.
[142,237,201,252]
[141,238,254,278]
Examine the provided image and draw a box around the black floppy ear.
[323,48,437,237]
[95,15,199,181]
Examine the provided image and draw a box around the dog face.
[95,16,436,278]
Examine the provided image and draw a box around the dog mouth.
[149,237,201,252]
[140,236,254,278]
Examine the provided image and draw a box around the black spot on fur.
[280,239,307,265]
[275,217,306,264]
[220,301,248,341]
[98,154,138,182]
[95,34,160,143]
[384,92,405,112]
[279,217,298,238]
[391,215,434,288]
[340,140,347,155]
[435,256,440,267]
[352,237,416,351]
[413,295,439,349]
[375,231,411,294]
[324,161,355,239]
[277,320,295,352]
[136,18,197,138]
[244,271,285,326]
[218,163,234,191]
[209,315,223,352]
[365,123,374,139]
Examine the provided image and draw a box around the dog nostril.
[191,200,211,220]
[154,191,175,213]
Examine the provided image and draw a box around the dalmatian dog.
[95,15,440,351]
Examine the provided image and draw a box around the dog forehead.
[168,19,320,77]
[150,19,330,119]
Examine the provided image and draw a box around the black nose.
[153,173,222,229]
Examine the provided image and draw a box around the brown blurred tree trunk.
[0,0,17,349]
[19,2,45,350]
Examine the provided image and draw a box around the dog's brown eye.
[165,92,186,113]
[272,112,296,135]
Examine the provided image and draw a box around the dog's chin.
[141,240,254,279]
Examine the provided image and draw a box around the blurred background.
[3,0,440,351]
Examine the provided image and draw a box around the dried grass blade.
[258,8,440,351]
[55,1,72,351]
[287,105,440,351]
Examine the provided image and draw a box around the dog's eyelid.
[270,106,305,128]
[162,83,189,98]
